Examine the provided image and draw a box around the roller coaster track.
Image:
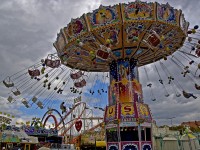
[55,102,86,129]
[41,102,104,137]
[41,108,65,130]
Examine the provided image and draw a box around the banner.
[104,105,117,122]
[136,102,152,122]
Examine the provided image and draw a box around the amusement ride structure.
[1,1,200,150]
[41,102,103,138]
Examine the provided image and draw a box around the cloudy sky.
[0,0,200,127]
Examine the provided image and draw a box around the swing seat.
[74,79,86,88]
[32,96,37,103]
[45,59,61,68]
[22,99,30,108]
[22,99,28,105]
[61,106,66,114]
[70,71,84,79]
[12,89,21,96]
[143,31,161,49]
[3,79,14,88]
[7,96,14,103]
[96,49,109,60]
[165,94,170,97]
[147,83,152,87]
[183,91,197,99]
[54,59,61,67]
[152,99,156,101]
[195,84,200,90]
[28,69,40,77]
[37,101,44,109]
[182,91,190,98]
[147,31,161,46]
[60,102,65,109]
[196,49,200,57]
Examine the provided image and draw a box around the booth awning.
[96,141,106,147]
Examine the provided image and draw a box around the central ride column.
[104,58,153,150]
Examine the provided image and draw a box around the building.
[181,121,200,129]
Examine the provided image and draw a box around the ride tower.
[53,1,189,150]
[104,58,152,150]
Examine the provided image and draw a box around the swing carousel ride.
[1,1,200,150]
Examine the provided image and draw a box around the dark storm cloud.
[0,0,199,125]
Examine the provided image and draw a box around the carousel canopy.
[54,1,188,72]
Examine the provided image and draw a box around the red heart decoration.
[75,120,82,132]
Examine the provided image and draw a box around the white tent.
[162,136,179,150]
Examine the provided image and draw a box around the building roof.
[181,121,200,129]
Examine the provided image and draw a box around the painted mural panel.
[54,31,67,53]
[94,25,122,50]
[124,23,147,45]
[87,5,120,29]
[157,3,179,25]
[132,79,143,101]
[120,103,136,120]
[122,2,155,21]
[63,15,88,41]
[109,83,119,105]
[105,105,117,122]
[180,13,189,34]
[136,103,152,122]
[119,81,133,103]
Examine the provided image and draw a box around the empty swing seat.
[45,59,61,68]
[195,83,200,90]
[32,96,37,103]
[37,101,44,109]
[7,96,14,103]
[22,99,30,108]
[74,79,86,88]
[96,49,109,60]
[12,89,21,96]
[144,31,161,48]
[3,77,14,88]
[70,71,83,79]
[28,69,40,77]
[22,99,28,105]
